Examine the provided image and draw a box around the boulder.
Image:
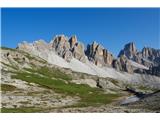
[96,78,120,90]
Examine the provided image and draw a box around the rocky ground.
[0,47,160,113]
[127,91,160,112]
[1,70,79,112]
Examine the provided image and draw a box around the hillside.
[1,35,160,112]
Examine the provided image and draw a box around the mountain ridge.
[1,35,160,113]
[17,34,160,76]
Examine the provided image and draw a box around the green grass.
[1,84,17,91]
[11,71,94,96]
[138,86,153,91]
[109,78,119,86]
[24,67,72,81]
[1,107,42,113]
[1,47,120,112]
[11,66,120,108]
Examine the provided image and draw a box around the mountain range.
[17,34,160,76]
[1,34,160,112]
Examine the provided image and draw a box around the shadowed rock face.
[112,55,133,73]
[51,35,72,62]
[141,47,160,66]
[69,35,77,49]
[118,42,141,64]
[147,65,160,77]
[49,35,87,62]
[72,42,87,63]
[118,42,137,59]
[103,49,114,66]
[119,42,160,66]
[118,42,160,76]
[17,34,160,76]
[86,41,114,67]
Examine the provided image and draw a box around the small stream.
[121,95,140,105]
[120,87,146,105]
[120,89,160,105]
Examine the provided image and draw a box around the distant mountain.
[17,34,160,76]
[118,42,160,76]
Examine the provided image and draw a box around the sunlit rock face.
[85,41,114,67]
[118,42,137,59]
[17,35,160,76]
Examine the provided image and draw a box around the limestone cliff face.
[17,34,160,76]
[86,41,114,67]
[118,42,160,76]
[51,35,72,62]
[112,55,133,73]
[118,42,137,59]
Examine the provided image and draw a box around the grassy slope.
[11,67,120,106]
[1,48,120,112]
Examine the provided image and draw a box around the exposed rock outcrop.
[118,42,137,59]
[86,41,114,67]
[141,47,160,66]
[147,65,160,77]
[103,49,114,66]
[51,35,87,62]
[72,42,87,62]
[17,35,160,76]
[51,35,71,60]
[118,42,160,76]
[69,35,77,49]
[112,55,133,73]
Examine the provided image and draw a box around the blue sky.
[1,8,160,56]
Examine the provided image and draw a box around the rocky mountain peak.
[112,55,133,73]
[86,41,114,67]
[51,35,87,62]
[51,35,70,59]
[69,35,77,49]
[16,35,160,76]
[142,47,160,59]
[118,42,137,59]
[72,42,87,63]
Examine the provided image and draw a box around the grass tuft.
[1,84,17,91]
[1,107,42,113]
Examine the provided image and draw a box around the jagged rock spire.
[118,42,137,59]
[86,41,114,67]
[16,35,160,76]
